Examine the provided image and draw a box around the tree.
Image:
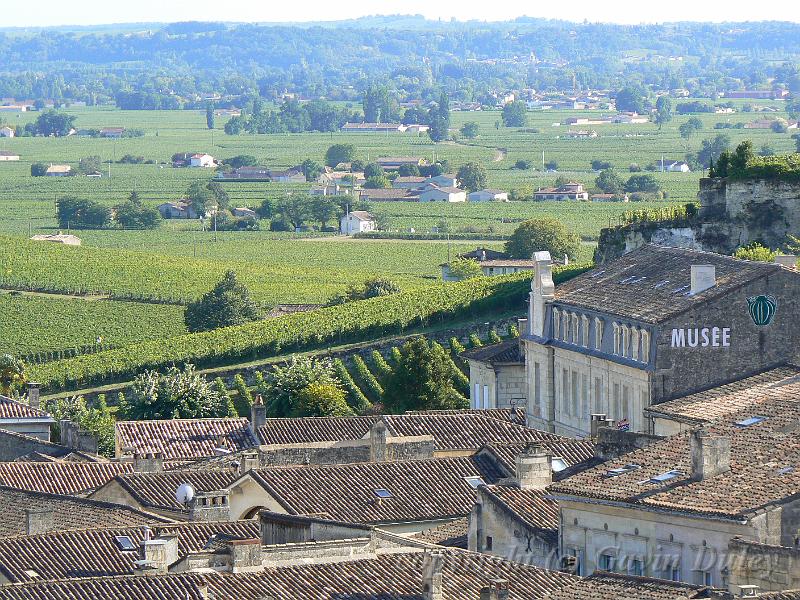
[447,257,483,280]
[428,91,450,142]
[456,162,487,192]
[224,115,246,135]
[460,121,479,139]
[273,193,312,229]
[759,143,776,157]
[381,337,468,413]
[678,117,703,146]
[614,86,648,114]
[695,134,731,168]
[325,144,356,167]
[78,155,102,175]
[207,181,230,209]
[734,243,776,262]
[363,84,394,123]
[222,154,257,169]
[514,159,533,170]
[364,175,390,189]
[397,163,420,176]
[32,110,76,136]
[595,169,625,194]
[184,270,262,332]
[186,180,214,216]
[56,196,112,228]
[793,133,800,153]
[0,354,25,396]
[329,276,401,305]
[787,97,800,120]
[115,198,161,229]
[505,218,581,260]
[30,162,47,177]
[654,95,673,129]
[263,355,351,417]
[728,140,755,175]
[624,174,661,193]
[301,159,323,182]
[206,104,215,129]
[44,395,116,457]
[121,364,227,420]
[311,197,339,229]
[295,381,353,417]
[590,160,612,171]
[501,101,528,127]
[363,162,384,179]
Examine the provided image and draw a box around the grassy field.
[0,100,792,357]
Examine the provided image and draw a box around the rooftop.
[481,485,559,544]
[104,469,241,512]
[541,571,713,600]
[553,244,785,324]
[0,396,51,421]
[550,381,800,519]
[410,516,469,548]
[0,461,132,495]
[461,340,523,364]
[115,417,258,461]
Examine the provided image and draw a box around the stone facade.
[467,358,526,412]
[727,538,800,592]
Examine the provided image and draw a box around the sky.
[4,0,798,28]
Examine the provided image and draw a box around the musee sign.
[671,327,731,348]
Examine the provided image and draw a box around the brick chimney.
[690,429,730,481]
[133,452,164,473]
[480,580,510,600]
[25,508,54,535]
[189,490,231,522]
[370,418,389,462]
[26,382,41,410]
[135,534,179,575]
[226,538,263,573]
[690,265,716,295]
[421,550,444,600]
[250,395,266,441]
[515,445,552,490]
[530,251,554,337]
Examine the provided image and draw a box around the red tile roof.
[0,396,50,421]
[480,485,559,544]
[0,461,132,495]
[542,571,711,600]
[110,469,241,512]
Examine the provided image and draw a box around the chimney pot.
[530,251,554,337]
[515,445,552,490]
[370,418,389,462]
[690,429,730,481]
[421,550,444,600]
[189,490,231,522]
[690,264,716,295]
[26,382,41,410]
[250,395,266,441]
[133,451,164,473]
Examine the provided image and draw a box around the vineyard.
[0,293,186,358]
[30,263,590,392]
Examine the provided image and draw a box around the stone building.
[462,340,526,411]
[522,245,800,436]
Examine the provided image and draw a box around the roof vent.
[690,265,716,295]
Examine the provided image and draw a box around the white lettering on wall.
[671,327,731,348]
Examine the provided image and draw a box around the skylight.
[603,464,641,478]
[373,489,392,499]
[778,466,794,475]
[653,280,670,289]
[735,416,767,427]
[552,457,569,473]
[464,476,486,489]
[114,535,137,551]
[648,469,684,484]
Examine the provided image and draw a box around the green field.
[0,293,186,358]
[0,101,791,359]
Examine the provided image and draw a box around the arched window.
[641,330,651,362]
[594,318,604,351]
[631,328,641,361]
[552,308,560,339]
[581,315,589,347]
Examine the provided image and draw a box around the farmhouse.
[612,112,650,124]
[341,122,403,133]
[29,232,81,246]
[375,156,427,170]
[533,182,588,201]
[418,184,467,202]
[657,159,692,172]
[468,188,508,201]
[231,207,257,218]
[45,164,71,176]
[0,126,14,137]
[340,210,376,235]
[359,188,416,202]
[99,127,125,138]
[520,245,800,437]
[392,175,427,189]
[189,153,215,168]
[0,150,19,161]
[157,200,209,219]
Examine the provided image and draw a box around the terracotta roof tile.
[0,485,168,539]
[551,380,800,518]
[411,517,469,548]
[479,440,597,478]
[0,461,131,495]
[110,469,241,512]
[481,485,559,543]
[0,520,258,582]
[554,244,785,323]
[249,456,505,525]
[0,396,50,420]
[115,418,258,461]
[542,571,710,599]
[461,340,523,364]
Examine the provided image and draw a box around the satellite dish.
[176,483,195,505]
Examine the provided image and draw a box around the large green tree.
[501,101,528,127]
[457,162,488,192]
[595,169,625,194]
[184,270,262,332]
[263,356,353,417]
[0,354,25,396]
[325,144,356,167]
[654,95,673,129]
[381,338,468,413]
[505,218,581,260]
[614,85,648,114]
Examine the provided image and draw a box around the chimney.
[60,419,98,454]
[237,450,260,475]
[530,251,554,337]
[690,429,730,481]
[480,580,510,600]
[250,395,266,440]
[189,490,231,522]
[25,508,54,535]
[370,418,389,462]
[226,538,263,573]
[26,382,41,410]
[775,255,797,269]
[515,445,552,490]
[135,534,179,575]
[690,264,716,295]
[590,414,614,438]
[133,452,164,473]
[421,550,444,600]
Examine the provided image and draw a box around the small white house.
[231,207,257,219]
[426,174,459,188]
[189,153,215,168]
[659,159,691,173]
[0,150,19,161]
[45,164,72,176]
[419,185,467,203]
[0,126,15,138]
[340,211,376,235]
[469,189,509,202]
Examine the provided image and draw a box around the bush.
[184,270,262,332]
[30,162,48,177]
[514,159,533,170]
[624,174,661,193]
[447,257,483,280]
[325,144,356,167]
[733,243,777,262]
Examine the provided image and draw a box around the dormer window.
[553,308,560,339]
[594,318,604,351]
[631,328,640,361]
[581,315,589,347]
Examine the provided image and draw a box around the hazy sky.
[5,0,797,27]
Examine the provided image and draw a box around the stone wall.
[0,429,66,461]
[728,538,800,592]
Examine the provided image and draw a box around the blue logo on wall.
[747,295,778,326]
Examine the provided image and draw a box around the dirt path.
[301,236,504,245]
[0,288,110,301]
